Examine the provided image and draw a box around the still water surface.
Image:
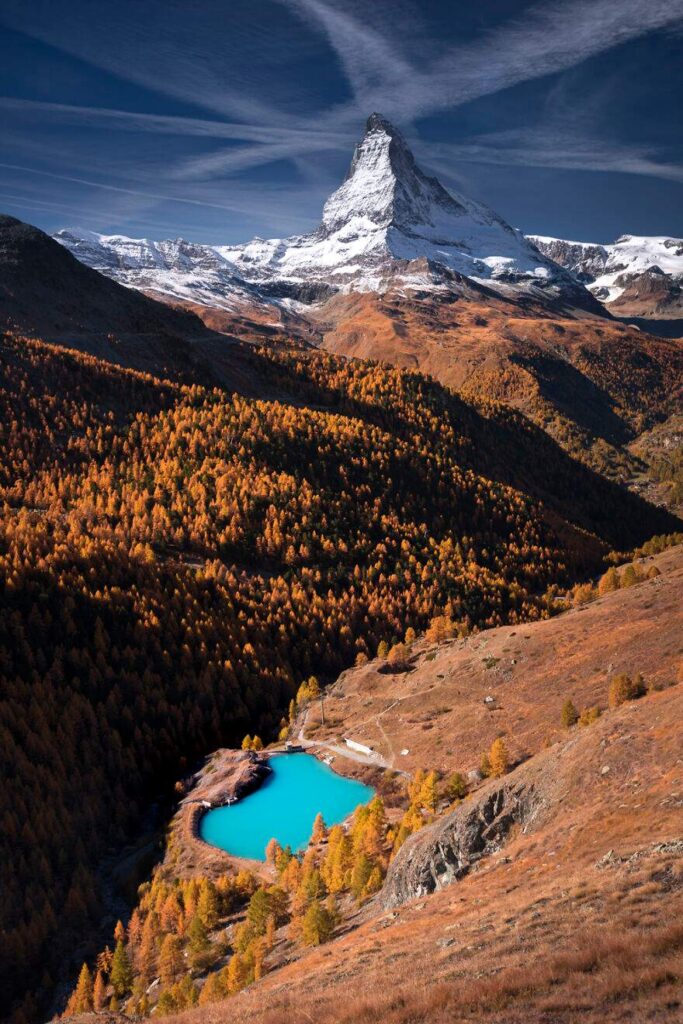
[200,752,375,860]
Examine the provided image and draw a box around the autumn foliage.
[0,333,671,1022]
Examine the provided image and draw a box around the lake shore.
[161,749,272,881]
[161,743,396,882]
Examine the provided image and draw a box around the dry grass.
[173,917,683,1024]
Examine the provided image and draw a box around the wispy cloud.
[286,0,683,122]
[424,129,683,185]
[0,97,348,146]
[280,0,416,112]
[0,0,681,238]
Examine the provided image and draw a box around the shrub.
[608,673,646,709]
[561,699,579,728]
[579,705,601,726]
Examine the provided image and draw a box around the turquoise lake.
[199,752,375,861]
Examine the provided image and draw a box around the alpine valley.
[1,111,682,1024]
[53,115,683,500]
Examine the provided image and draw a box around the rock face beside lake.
[382,774,539,907]
[382,701,658,909]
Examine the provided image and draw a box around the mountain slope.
[73,545,683,1024]
[309,286,683,487]
[0,214,219,378]
[2,333,679,1024]
[529,233,683,319]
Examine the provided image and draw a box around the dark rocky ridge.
[0,213,215,378]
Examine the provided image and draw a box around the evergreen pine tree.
[110,940,133,997]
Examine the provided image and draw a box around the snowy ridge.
[52,229,269,312]
[55,114,596,310]
[528,234,683,305]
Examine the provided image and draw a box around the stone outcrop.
[382,775,538,907]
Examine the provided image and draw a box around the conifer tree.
[387,642,410,670]
[445,772,467,801]
[418,771,439,814]
[598,566,619,594]
[197,879,219,930]
[265,837,282,866]
[226,952,248,993]
[489,738,510,778]
[158,934,183,986]
[561,699,579,728]
[198,969,227,1005]
[187,914,211,970]
[68,963,93,1014]
[311,812,326,843]
[136,916,158,983]
[246,888,271,936]
[350,854,374,901]
[93,969,107,1012]
[363,865,384,898]
[301,899,334,946]
[174,974,199,1009]
[110,940,133,997]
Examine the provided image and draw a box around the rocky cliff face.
[382,775,539,907]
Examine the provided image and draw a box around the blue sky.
[0,0,682,244]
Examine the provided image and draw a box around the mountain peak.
[56,114,592,306]
[364,112,401,137]
[323,112,454,236]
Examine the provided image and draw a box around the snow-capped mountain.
[528,234,683,317]
[52,230,268,313]
[55,113,596,312]
[217,114,570,296]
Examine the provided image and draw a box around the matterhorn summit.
[219,112,570,296]
[55,113,594,309]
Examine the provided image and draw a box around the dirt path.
[295,700,412,774]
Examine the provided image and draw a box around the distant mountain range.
[0,213,217,379]
[2,116,681,502]
[529,234,683,319]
